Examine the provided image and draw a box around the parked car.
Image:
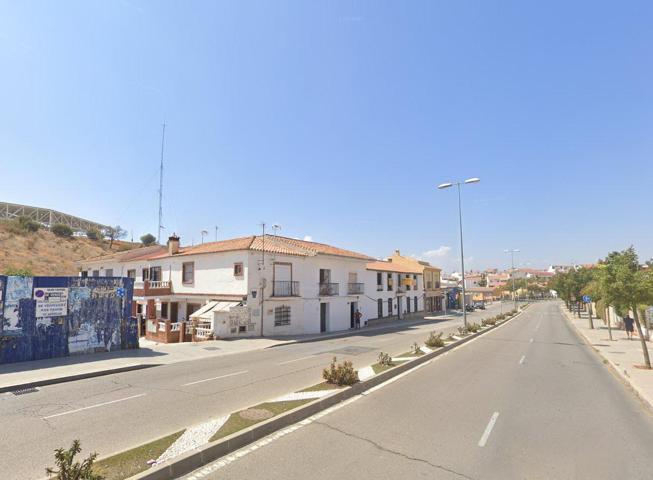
[474,303,486,310]
[465,304,475,312]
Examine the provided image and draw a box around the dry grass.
[0,220,139,276]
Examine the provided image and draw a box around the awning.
[189,301,242,319]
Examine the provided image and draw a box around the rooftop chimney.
[395,249,401,256]
[167,234,180,255]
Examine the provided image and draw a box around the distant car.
[465,304,475,312]
[473,303,486,310]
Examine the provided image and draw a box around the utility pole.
[157,122,166,244]
[505,249,520,311]
[260,222,266,337]
[215,226,219,242]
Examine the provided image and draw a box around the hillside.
[0,221,141,276]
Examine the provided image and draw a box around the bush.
[85,228,101,240]
[140,233,157,246]
[322,357,359,386]
[3,266,33,276]
[467,322,480,333]
[425,331,445,348]
[377,351,393,367]
[457,326,468,336]
[16,216,40,232]
[46,439,103,480]
[52,223,73,238]
[410,342,422,355]
[495,313,506,321]
[482,317,496,326]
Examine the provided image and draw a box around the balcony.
[272,280,300,297]
[396,285,407,294]
[376,284,383,292]
[348,283,364,295]
[319,283,339,296]
[134,280,172,297]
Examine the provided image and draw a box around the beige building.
[387,250,443,313]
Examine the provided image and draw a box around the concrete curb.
[130,310,524,480]
[0,363,160,394]
[559,305,653,412]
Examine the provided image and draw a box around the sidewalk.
[561,304,653,410]
[0,311,463,392]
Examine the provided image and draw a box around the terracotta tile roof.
[366,261,423,274]
[81,235,373,263]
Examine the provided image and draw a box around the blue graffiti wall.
[0,276,136,364]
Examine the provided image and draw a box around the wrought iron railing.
[272,280,300,297]
[319,282,339,296]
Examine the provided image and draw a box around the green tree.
[46,439,103,480]
[601,247,653,369]
[16,215,40,232]
[3,266,33,276]
[103,225,126,248]
[140,233,157,246]
[51,223,73,238]
[85,228,101,240]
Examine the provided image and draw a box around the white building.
[362,261,424,323]
[78,234,376,337]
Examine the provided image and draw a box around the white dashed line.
[529,338,534,343]
[478,411,500,447]
[277,355,318,365]
[43,393,146,419]
[182,370,249,386]
[519,355,526,365]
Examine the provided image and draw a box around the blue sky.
[2,1,652,272]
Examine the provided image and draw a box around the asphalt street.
[183,301,653,480]
[0,304,503,480]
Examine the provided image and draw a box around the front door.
[320,303,327,332]
[397,297,402,320]
[350,301,357,328]
[170,302,179,322]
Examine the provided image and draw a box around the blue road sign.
[116,287,125,298]
[582,295,591,303]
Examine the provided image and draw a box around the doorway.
[320,303,328,332]
[397,297,403,319]
[170,302,179,322]
[350,301,358,328]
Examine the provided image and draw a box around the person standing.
[355,309,362,329]
[623,314,635,340]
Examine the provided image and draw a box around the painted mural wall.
[0,276,136,364]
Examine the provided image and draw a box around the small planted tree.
[425,331,445,348]
[322,357,359,385]
[140,233,157,246]
[46,439,103,480]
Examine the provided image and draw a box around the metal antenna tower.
[157,122,166,244]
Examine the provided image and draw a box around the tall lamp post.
[438,177,480,329]
[505,249,520,311]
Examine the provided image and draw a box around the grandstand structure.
[0,201,109,233]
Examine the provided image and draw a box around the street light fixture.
[437,177,480,328]
[504,249,520,310]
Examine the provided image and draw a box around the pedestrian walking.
[355,309,362,329]
[623,314,635,340]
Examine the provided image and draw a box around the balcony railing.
[319,282,339,296]
[348,283,364,295]
[134,280,172,297]
[396,285,406,293]
[377,284,383,291]
[272,280,300,297]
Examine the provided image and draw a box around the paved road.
[0,304,504,480]
[184,301,653,480]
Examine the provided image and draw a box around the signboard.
[582,295,591,303]
[33,287,68,317]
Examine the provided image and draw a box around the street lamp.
[504,249,520,311]
[437,177,480,328]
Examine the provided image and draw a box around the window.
[234,263,244,276]
[414,296,418,311]
[127,269,136,279]
[81,271,88,278]
[274,305,291,326]
[150,266,162,282]
[319,269,331,283]
[376,272,383,291]
[161,302,168,319]
[92,270,99,277]
[377,298,383,318]
[387,273,393,291]
[182,262,194,284]
[142,268,149,281]
[388,298,393,315]
[105,269,113,277]
[413,274,418,290]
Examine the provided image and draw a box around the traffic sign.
[116,287,125,298]
[582,295,591,303]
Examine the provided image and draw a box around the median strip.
[89,306,527,480]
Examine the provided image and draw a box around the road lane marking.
[478,411,500,447]
[43,393,146,419]
[182,370,249,386]
[277,355,318,365]
[529,338,534,343]
[519,355,526,365]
